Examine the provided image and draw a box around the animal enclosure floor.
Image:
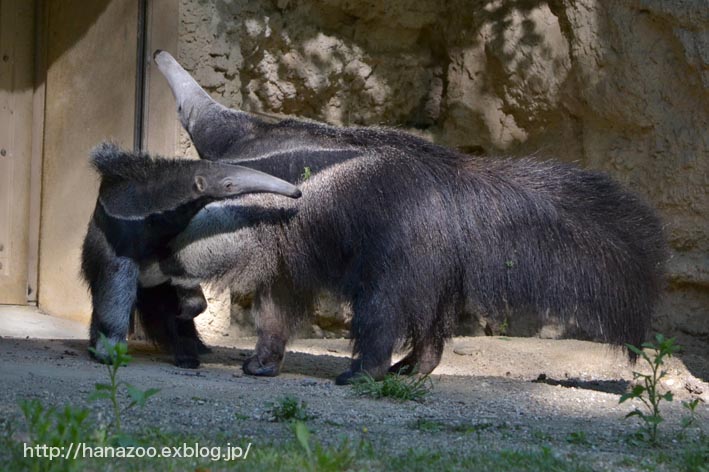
[0,335,707,471]
[0,305,86,340]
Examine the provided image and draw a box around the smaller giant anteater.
[81,142,301,365]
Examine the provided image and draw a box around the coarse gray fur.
[142,51,666,383]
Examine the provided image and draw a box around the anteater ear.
[194,175,207,193]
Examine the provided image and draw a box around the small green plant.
[267,396,311,422]
[455,422,495,441]
[681,399,702,431]
[19,399,91,472]
[293,421,358,472]
[10,336,161,470]
[619,333,680,445]
[531,430,553,442]
[21,400,90,445]
[565,431,590,445]
[499,317,509,336]
[409,418,495,440]
[301,166,312,181]
[411,418,446,432]
[88,334,159,433]
[351,372,433,402]
[679,432,709,472]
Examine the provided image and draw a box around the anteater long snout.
[225,164,302,199]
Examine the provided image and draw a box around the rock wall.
[177,0,708,348]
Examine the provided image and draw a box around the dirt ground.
[0,334,707,470]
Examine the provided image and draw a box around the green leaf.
[125,384,144,405]
[645,415,663,425]
[629,385,645,396]
[626,344,644,356]
[124,384,160,408]
[662,392,673,402]
[88,391,111,402]
[294,421,312,458]
[94,383,112,391]
[111,433,139,447]
[115,342,128,355]
[683,399,699,412]
[619,393,634,403]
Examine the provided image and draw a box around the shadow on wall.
[194,0,576,157]
[3,0,111,92]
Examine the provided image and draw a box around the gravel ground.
[0,335,707,470]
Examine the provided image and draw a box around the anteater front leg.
[88,257,139,363]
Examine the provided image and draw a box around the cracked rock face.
[178,0,707,348]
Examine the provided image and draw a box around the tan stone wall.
[176,0,707,344]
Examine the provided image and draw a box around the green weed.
[18,399,91,472]
[619,333,679,445]
[351,372,433,402]
[267,396,312,422]
[292,421,361,472]
[88,334,160,433]
[301,166,312,181]
[565,431,590,445]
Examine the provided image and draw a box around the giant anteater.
[81,143,301,364]
[137,51,666,383]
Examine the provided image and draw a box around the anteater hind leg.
[171,318,204,368]
[389,336,445,375]
[175,285,208,321]
[242,285,300,377]
[389,299,455,375]
[174,284,211,354]
[136,283,206,368]
[335,293,399,385]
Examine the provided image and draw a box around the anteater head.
[90,142,301,219]
[190,161,302,200]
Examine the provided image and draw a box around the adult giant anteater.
[81,143,301,364]
[140,53,667,383]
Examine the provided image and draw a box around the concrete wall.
[38,0,138,321]
[173,0,708,347]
